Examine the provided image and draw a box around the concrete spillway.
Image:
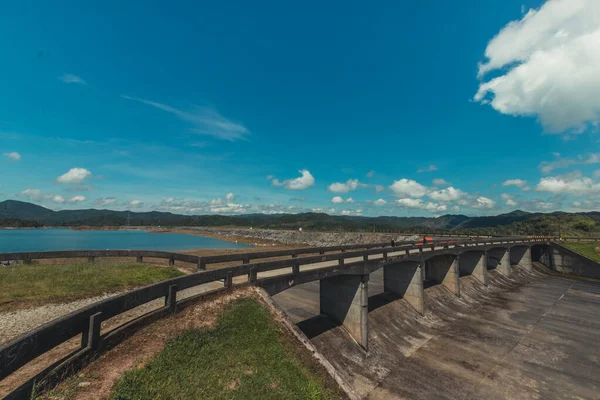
[273,264,600,399]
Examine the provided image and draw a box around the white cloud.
[128,199,142,208]
[432,178,449,186]
[475,0,600,133]
[95,197,117,206]
[122,95,249,141]
[502,179,530,190]
[58,74,86,85]
[331,196,354,204]
[56,168,93,184]
[535,175,600,195]
[502,193,518,207]
[375,185,384,193]
[428,186,466,201]
[328,179,361,193]
[389,179,428,198]
[50,195,65,204]
[539,153,600,174]
[68,195,86,203]
[366,170,375,178]
[471,196,496,210]
[373,199,387,206]
[19,189,42,201]
[3,152,21,161]
[417,165,438,173]
[395,198,447,212]
[272,170,315,190]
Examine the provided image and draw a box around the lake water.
[0,228,251,253]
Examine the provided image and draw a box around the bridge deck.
[273,264,600,399]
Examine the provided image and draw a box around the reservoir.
[0,228,251,253]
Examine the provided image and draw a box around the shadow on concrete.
[368,291,402,312]
[297,315,341,339]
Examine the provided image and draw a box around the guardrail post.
[339,256,345,266]
[383,252,388,260]
[363,254,369,261]
[166,284,177,311]
[248,267,257,283]
[292,263,300,274]
[24,256,32,265]
[319,250,325,255]
[391,240,395,247]
[243,257,250,264]
[169,256,175,266]
[197,257,206,271]
[88,256,95,263]
[136,256,143,263]
[86,312,102,350]
[225,271,233,288]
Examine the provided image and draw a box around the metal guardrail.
[0,236,550,399]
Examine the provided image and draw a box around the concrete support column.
[320,274,369,350]
[459,251,488,286]
[498,249,511,276]
[511,247,533,272]
[426,255,460,296]
[487,248,511,276]
[383,261,424,315]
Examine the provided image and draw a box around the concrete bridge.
[255,239,541,351]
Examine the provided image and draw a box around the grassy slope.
[561,242,600,262]
[110,298,341,400]
[0,262,183,309]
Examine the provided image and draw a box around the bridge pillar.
[320,273,369,350]
[458,251,488,286]
[426,255,460,296]
[383,261,424,315]
[510,246,533,272]
[487,248,511,276]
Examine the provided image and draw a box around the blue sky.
[1,0,600,217]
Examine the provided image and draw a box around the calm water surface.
[0,228,251,253]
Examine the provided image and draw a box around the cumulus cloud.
[535,175,600,195]
[373,199,387,206]
[68,195,86,203]
[272,170,315,190]
[502,179,530,190]
[122,95,249,141]
[475,0,600,133]
[389,179,428,198]
[395,198,447,212]
[19,189,42,201]
[56,168,92,184]
[501,193,519,207]
[432,178,449,186]
[417,165,437,173]
[58,74,86,85]
[50,195,65,204]
[328,179,362,193]
[128,199,142,208]
[95,197,117,206]
[3,152,21,161]
[331,196,354,204]
[428,187,466,202]
[471,196,496,210]
[375,185,385,193]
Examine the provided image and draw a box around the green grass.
[562,242,600,262]
[0,262,183,309]
[110,298,340,400]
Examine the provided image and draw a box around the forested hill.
[1,200,599,236]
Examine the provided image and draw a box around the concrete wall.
[544,243,600,280]
[487,247,511,276]
[320,274,369,350]
[383,261,424,315]
[425,254,460,296]
[510,246,533,272]
[458,251,488,286]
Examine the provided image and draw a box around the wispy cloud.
[58,74,86,85]
[417,165,438,173]
[121,95,250,141]
[3,152,21,161]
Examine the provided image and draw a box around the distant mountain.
[0,200,598,235]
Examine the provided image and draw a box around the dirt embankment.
[151,227,420,247]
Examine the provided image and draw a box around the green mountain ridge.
[0,200,598,235]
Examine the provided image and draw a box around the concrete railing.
[0,236,548,399]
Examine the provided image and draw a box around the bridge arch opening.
[486,247,511,275]
[383,260,424,315]
[510,245,533,272]
[423,254,460,296]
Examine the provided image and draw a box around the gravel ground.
[0,281,223,345]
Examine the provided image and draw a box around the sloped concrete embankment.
[274,264,600,399]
